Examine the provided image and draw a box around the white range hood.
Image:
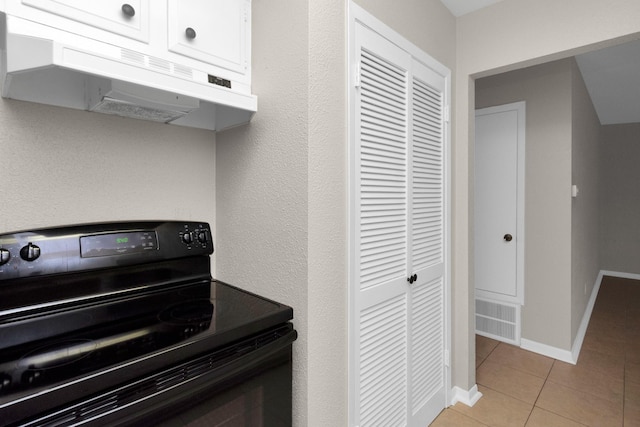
[0,14,257,131]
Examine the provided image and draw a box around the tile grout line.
[522,358,555,426]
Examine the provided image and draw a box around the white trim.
[520,338,575,364]
[600,270,640,281]
[450,385,482,407]
[569,270,603,362]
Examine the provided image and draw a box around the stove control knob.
[20,243,41,262]
[181,232,193,244]
[0,248,10,266]
[197,230,209,244]
[22,370,42,385]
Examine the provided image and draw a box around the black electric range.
[0,221,296,426]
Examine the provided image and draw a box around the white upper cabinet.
[168,0,249,77]
[0,0,255,130]
[4,0,251,91]
[19,0,151,42]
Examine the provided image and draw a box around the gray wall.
[476,57,602,351]
[600,123,640,275]
[476,59,574,350]
[570,59,601,342]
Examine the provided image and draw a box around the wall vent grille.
[475,298,520,345]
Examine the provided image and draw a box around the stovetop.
[0,279,292,403]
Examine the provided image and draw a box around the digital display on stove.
[80,231,158,258]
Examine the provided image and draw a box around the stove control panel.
[178,224,210,250]
[0,221,214,280]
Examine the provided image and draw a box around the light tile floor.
[430,275,640,426]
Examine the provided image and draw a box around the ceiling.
[575,41,640,125]
[439,0,504,17]
[440,0,640,125]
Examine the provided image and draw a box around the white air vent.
[475,298,520,345]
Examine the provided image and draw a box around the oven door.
[16,325,296,427]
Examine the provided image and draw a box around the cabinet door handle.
[121,4,135,17]
[185,27,197,39]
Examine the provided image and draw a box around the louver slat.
[360,294,408,427]
[359,48,407,291]
[411,77,443,271]
[411,277,444,413]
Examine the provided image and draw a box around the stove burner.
[158,299,214,325]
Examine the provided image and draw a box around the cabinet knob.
[122,4,136,17]
[185,27,197,40]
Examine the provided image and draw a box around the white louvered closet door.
[407,60,447,426]
[352,17,447,427]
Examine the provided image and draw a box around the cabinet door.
[20,0,150,42]
[167,0,249,76]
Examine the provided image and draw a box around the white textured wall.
[215,0,309,425]
[600,123,640,275]
[353,0,456,68]
[456,0,640,389]
[570,59,601,343]
[476,59,574,350]
[308,1,348,426]
[0,98,216,235]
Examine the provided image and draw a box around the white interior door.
[474,102,525,305]
[350,5,450,426]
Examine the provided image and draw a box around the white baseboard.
[520,338,575,364]
[569,270,604,362]
[520,270,605,365]
[600,270,640,281]
[450,384,482,407]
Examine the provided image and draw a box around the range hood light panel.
[91,96,189,123]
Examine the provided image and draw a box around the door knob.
[407,273,418,284]
[185,27,197,39]
[121,4,135,17]
[503,234,513,242]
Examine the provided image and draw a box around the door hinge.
[444,105,451,123]
[355,62,361,88]
[444,349,450,367]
